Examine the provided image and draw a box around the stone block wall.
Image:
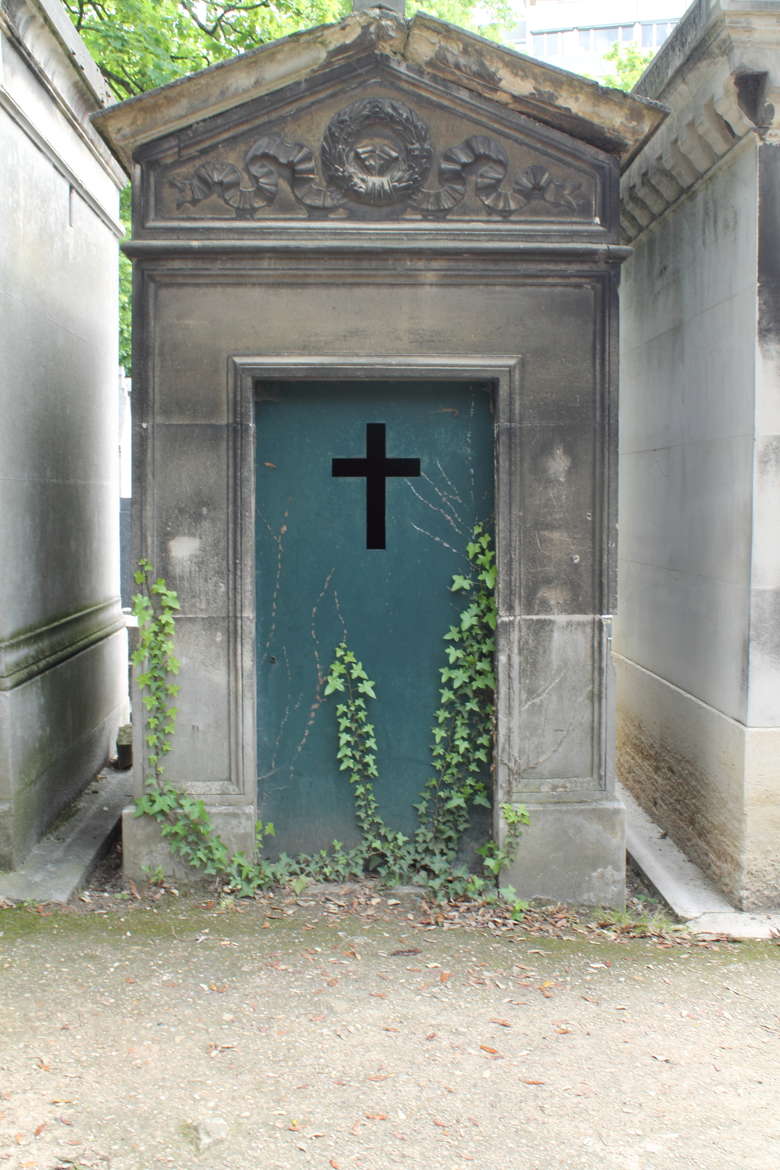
[617,0,780,909]
[0,0,127,867]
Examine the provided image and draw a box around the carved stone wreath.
[320,98,433,206]
[169,98,587,221]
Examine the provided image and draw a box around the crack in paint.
[409,521,459,554]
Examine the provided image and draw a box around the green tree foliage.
[601,41,654,92]
[66,0,515,103]
[65,0,347,98]
[65,0,516,370]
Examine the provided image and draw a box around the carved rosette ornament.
[170,99,587,221]
[320,98,432,206]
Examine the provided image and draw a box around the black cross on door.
[332,423,421,549]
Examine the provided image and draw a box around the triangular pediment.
[139,63,617,227]
[93,12,666,235]
[93,12,665,172]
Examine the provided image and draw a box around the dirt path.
[0,887,778,1170]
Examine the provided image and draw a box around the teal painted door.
[255,380,493,855]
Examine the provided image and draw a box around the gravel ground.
[0,872,778,1170]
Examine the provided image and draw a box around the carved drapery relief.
[169,97,590,221]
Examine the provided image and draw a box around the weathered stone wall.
[0,0,127,867]
[617,0,780,909]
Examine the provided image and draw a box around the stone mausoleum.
[94,6,664,904]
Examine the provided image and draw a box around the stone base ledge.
[500,799,625,908]
[121,803,257,883]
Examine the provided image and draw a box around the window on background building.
[593,26,613,51]
[620,24,636,43]
[532,30,562,56]
[578,27,591,50]
[641,21,677,49]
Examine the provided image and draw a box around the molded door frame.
[227,354,523,836]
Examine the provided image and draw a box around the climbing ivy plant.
[131,528,528,905]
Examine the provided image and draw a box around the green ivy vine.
[131,528,529,908]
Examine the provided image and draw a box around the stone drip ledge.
[620,71,759,241]
[0,767,133,904]
[620,0,780,241]
[619,782,780,941]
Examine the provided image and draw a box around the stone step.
[0,768,134,904]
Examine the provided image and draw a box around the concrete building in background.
[0,0,127,868]
[512,0,689,79]
[617,0,780,909]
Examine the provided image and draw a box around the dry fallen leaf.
[480,1045,499,1055]
[490,1018,511,1027]
[365,1113,388,1121]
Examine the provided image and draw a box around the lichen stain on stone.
[323,13,404,65]
[428,44,502,90]
[532,583,573,614]
[542,443,572,482]
[531,88,564,109]
[169,535,202,560]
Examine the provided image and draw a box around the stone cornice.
[620,1,780,241]
[92,11,665,173]
[0,0,127,187]
[0,600,126,691]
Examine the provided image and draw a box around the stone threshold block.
[501,800,626,908]
[121,802,257,884]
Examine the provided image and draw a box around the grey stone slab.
[517,424,596,616]
[686,911,780,940]
[746,586,780,726]
[620,290,757,455]
[149,616,233,790]
[0,768,133,904]
[498,616,599,794]
[619,781,734,919]
[0,632,126,867]
[618,435,754,587]
[152,424,230,618]
[0,478,119,647]
[121,802,257,883]
[501,799,625,907]
[616,559,749,723]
